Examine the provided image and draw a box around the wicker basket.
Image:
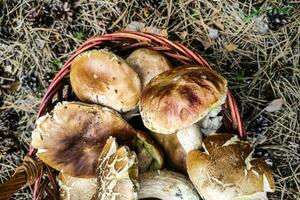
[0,31,246,200]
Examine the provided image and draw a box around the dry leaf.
[178,31,188,39]
[200,37,213,49]
[264,98,284,112]
[123,21,168,37]
[124,21,146,32]
[225,43,238,51]
[9,81,21,92]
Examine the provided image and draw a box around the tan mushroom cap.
[126,48,172,88]
[57,173,96,200]
[70,50,141,112]
[136,130,164,172]
[96,137,139,200]
[32,102,136,178]
[140,65,227,134]
[187,133,275,200]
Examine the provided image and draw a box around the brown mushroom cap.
[70,50,141,112]
[140,65,227,134]
[57,173,96,200]
[187,133,275,200]
[136,130,164,172]
[32,102,136,178]
[126,48,172,88]
[96,137,139,200]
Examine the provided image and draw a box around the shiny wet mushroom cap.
[95,137,139,200]
[140,65,227,134]
[57,173,96,200]
[32,102,136,178]
[187,133,275,200]
[126,48,172,88]
[70,50,141,112]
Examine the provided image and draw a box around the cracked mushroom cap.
[140,65,227,134]
[70,50,141,112]
[57,173,96,200]
[95,137,139,200]
[187,133,275,200]
[136,130,164,172]
[32,102,136,178]
[126,48,173,88]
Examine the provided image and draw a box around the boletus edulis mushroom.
[31,102,136,178]
[126,48,173,88]
[140,65,227,134]
[95,137,200,200]
[70,50,141,112]
[187,133,275,200]
[57,172,96,200]
[151,123,202,172]
[95,137,139,200]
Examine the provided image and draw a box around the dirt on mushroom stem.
[0,0,299,199]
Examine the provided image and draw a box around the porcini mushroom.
[126,48,173,88]
[70,50,141,112]
[187,133,275,200]
[31,102,136,178]
[140,65,227,134]
[96,137,200,200]
[95,137,139,200]
[139,170,200,200]
[152,123,202,172]
[136,130,164,172]
[57,173,96,200]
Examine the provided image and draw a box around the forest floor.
[0,0,299,199]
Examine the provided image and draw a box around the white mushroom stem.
[176,123,202,153]
[139,170,200,200]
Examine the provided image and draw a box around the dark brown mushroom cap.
[136,130,164,172]
[70,50,141,112]
[140,65,227,134]
[126,48,172,88]
[32,102,136,178]
[187,133,275,200]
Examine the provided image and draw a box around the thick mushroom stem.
[139,170,200,200]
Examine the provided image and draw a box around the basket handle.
[0,156,43,200]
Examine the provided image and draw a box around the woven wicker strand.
[0,31,246,200]
[0,156,43,200]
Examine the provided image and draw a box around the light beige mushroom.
[140,65,227,134]
[57,173,96,200]
[139,170,200,200]
[31,102,136,178]
[96,137,200,200]
[126,48,172,88]
[187,133,275,200]
[70,50,141,112]
[95,137,139,200]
